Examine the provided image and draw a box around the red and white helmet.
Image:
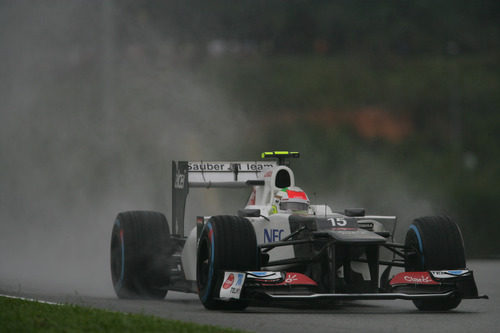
[273,186,310,213]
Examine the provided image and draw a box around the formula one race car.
[110,151,487,311]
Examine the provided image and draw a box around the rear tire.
[405,216,465,311]
[110,211,171,299]
[197,215,259,310]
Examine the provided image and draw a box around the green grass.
[0,296,246,333]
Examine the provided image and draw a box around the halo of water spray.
[0,2,249,296]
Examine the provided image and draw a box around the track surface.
[1,260,497,332]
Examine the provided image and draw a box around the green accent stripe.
[261,151,300,158]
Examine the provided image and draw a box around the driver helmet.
[271,186,310,214]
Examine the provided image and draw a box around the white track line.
[0,293,61,305]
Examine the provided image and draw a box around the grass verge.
[0,296,246,332]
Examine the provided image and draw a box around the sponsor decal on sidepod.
[264,229,284,243]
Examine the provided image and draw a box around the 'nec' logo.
[264,229,284,243]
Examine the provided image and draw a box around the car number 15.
[328,218,347,227]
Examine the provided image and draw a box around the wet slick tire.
[405,216,466,311]
[110,211,171,299]
[197,215,259,310]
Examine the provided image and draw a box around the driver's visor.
[280,201,308,211]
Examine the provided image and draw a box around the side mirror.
[238,209,261,218]
[345,208,365,217]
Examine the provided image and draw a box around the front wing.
[214,269,487,304]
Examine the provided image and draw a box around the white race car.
[110,151,487,310]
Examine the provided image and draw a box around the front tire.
[110,211,171,299]
[197,215,259,310]
[405,216,466,311]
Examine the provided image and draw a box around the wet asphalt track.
[1,260,498,333]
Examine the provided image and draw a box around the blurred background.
[0,1,499,296]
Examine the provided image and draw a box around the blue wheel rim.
[409,224,425,267]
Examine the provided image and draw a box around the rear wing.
[171,160,277,236]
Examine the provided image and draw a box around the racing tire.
[197,215,259,310]
[405,216,466,311]
[110,211,171,299]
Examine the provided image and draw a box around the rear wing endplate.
[171,160,276,236]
